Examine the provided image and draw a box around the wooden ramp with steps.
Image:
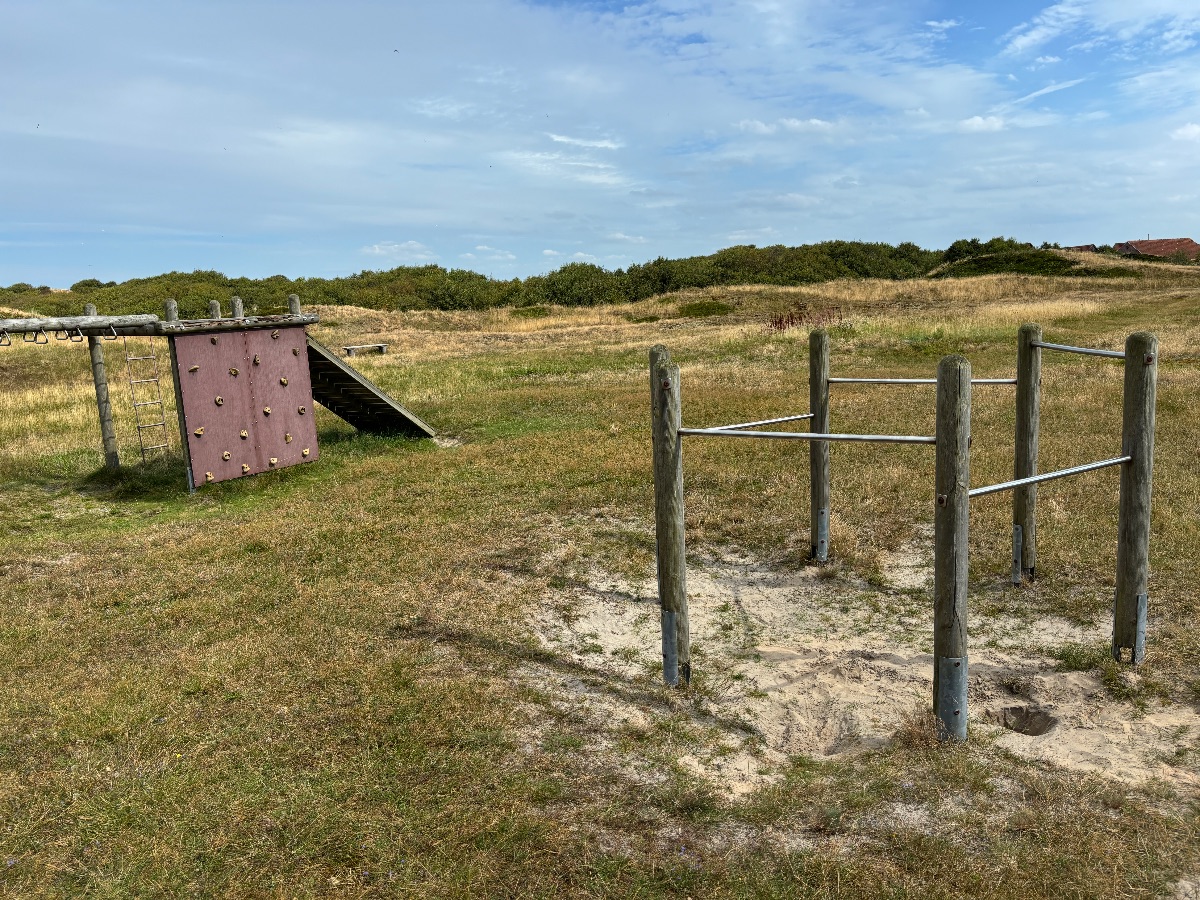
[306,336,435,438]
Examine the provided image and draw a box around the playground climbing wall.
[173,325,319,485]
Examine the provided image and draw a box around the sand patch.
[531,545,1200,796]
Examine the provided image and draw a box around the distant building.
[1064,244,1098,252]
[1113,238,1200,260]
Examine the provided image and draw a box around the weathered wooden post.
[207,299,222,319]
[1013,323,1041,583]
[934,354,971,741]
[231,295,244,318]
[288,294,301,315]
[163,299,192,490]
[83,302,120,470]
[809,329,831,562]
[1112,332,1158,664]
[650,345,690,687]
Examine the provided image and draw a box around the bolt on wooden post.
[650,345,690,687]
[934,354,971,741]
[83,302,120,470]
[1112,332,1158,664]
[809,329,831,562]
[1012,323,1041,584]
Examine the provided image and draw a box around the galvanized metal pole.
[809,329,831,562]
[1013,323,1041,583]
[288,293,301,315]
[84,303,120,470]
[934,355,971,741]
[650,346,690,686]
[231,295,244,318]
[207,299,222,319]
[1112,332,1158,664]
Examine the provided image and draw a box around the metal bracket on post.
[936,656,968,741]
[814,506,830,563]
[1114,593,1149,665]
[1011,525,1023,585]
[661,609,679,687]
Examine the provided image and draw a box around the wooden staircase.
[306,336,435,438]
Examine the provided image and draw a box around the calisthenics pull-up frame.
[650,327,1157,741]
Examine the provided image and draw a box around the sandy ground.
[530,530,1200,797]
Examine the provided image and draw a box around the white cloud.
[1035,55,1062,63]
[609,232,648,243]
[547,133,623,149]
[361,240,437,262]
[737,117,833,135]
[925,19,961,32]
[572,251,598,261]
[959,116,1006,132]
[542,249,561,257]
[469,244,517,260]
[1014,78,1086,104]
[1171,123,1200,141]
[1004,2,1088,55]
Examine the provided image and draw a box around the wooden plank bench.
[343,343,387,357]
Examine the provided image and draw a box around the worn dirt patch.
[531,542,1200,796]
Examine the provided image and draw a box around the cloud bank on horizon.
[2,0,1198,286]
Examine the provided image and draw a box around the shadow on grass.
[389,614,759,739]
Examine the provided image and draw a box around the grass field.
[1,261,1199,897]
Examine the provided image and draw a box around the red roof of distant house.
[1114,238,1200,260]
[1065,244,1097,252]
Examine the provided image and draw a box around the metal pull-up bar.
[680,427,935,444]
[829,377,1016,385]
[1031,339,1125,359]
[969,455,1131,498]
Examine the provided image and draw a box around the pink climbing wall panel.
[172,326,320,486]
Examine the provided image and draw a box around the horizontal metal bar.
[141,443,170,450]
[133,401,163,407]
[136,422,166,429]
[127,356,158,361]
[705,412,814,431]
[969,456,1131,498]
[680,427,936,444]
[1032,340,1125,360]
[829,377,1017,385]
[130,378,159,384]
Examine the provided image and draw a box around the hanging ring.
[70,328,84,342]
[103,325,118,341]
[34,329,49,344]
[54,329,68,341]
[0,331,10,347]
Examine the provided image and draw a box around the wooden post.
[650,345,690,687]
[1013,323,1041,583]
[83,303,120,470]
[163,299,193,491]
[207,299,222,319]
[809,329,831,562]
[1113,332,1158,664]
[231,295,244,318]
[934,355,971,741]
[288,294,301,315]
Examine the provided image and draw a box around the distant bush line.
[2,238,1150,319]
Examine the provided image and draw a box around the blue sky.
[3,0,1199,287]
